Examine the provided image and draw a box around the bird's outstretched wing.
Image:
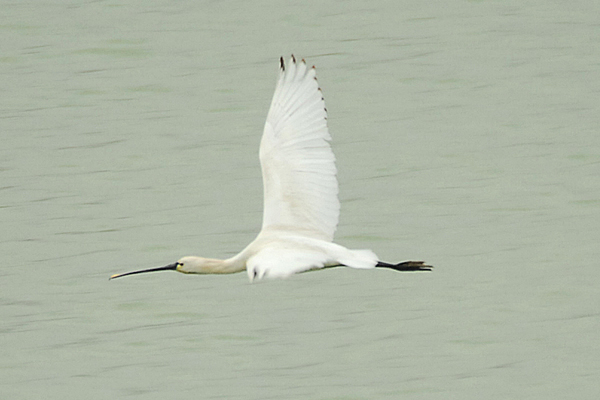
[259,56,339,241]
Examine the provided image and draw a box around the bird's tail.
[376,261,432,272]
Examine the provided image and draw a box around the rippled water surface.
[2,2,599,399]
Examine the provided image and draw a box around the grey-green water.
[2,2,599,399]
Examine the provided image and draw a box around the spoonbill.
[110,55,431,282]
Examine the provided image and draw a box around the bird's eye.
[177,262,183,266]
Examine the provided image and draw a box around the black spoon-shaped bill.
[109,263,178,280]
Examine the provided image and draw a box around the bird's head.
[174,256,216,274]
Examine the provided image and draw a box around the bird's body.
[110,56,431,282]
[175,229,378,280]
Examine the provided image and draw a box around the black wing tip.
[280,54,311,72]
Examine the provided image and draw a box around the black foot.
[376,261,432,272]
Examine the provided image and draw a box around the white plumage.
[260,57,339,242]
[244,56,376,280]
[109,56,431,282]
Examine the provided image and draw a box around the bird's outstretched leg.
[376,261,432,272]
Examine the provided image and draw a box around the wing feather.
[259,56,339,241]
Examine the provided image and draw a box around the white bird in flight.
[110,55,431,282]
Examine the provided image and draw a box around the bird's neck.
[201,257,246,274]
